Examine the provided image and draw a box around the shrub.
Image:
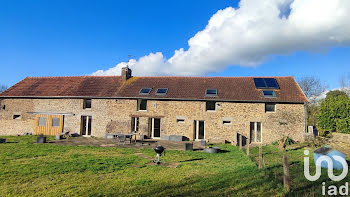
[317,95,350,134]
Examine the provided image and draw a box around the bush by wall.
[317,95,350,134]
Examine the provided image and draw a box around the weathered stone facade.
[0,98,306,144]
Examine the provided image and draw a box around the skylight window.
[262,90,276,98]
[139,88,152,95]
[254,78,279,89]
[156,88,168,95]
[206,89,217,97]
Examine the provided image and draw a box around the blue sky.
[1,0,349,89]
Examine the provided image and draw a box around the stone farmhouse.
[0,67,308,144]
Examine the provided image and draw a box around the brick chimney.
[121,66,132,81]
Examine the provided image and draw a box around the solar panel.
[156,88,168,95]
[264,78,279,89]
[253,78,266,88]
[254,78,279,89]
[139,88,152,95]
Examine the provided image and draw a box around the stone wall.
[0,98,306,144]
[105,99,306,143]
[0,98,110,137]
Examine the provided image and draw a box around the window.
[38,117,46,126]
[223,120,231,125]
[265,103,276,112]
[83,99,92,109]
[137,99,147,111]
[176,119,185,123]
[156,88,168,95]
[13,114,21,120]
[206,89,217,97]
[262,90,276,98]
[206,101,216,111]
[139,88,152,95]
[222,118,232,125]
[253,78,279,89]
[2,105,5,110]
[52,118,60,127]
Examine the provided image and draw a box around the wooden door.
[34,114,64,135]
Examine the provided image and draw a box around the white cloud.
[92,0,350,76]
[312,87,350,102]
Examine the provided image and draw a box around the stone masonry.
[0,98,306,144]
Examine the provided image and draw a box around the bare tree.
[297,76,326,100]
[298,77,327,126]
[339,74,350,96]
[0,84,7,93]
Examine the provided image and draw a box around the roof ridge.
[135,76,294,79]
[26,76,121,79]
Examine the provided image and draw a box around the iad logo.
[304,150,348,181]
[304,150,349,196]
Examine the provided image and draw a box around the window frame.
[83,99,92,109]
[155,88,168,95]
[205,89,218,97]
[262,90,276,98]
[265,103,276,113]
[13,114,21,120]
[38,117,46,127]
[139,88,152,95]
[137,99,147,111]
[52,117,60,127]
[206,101,216,111]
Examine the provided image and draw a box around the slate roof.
[0,76,307,103]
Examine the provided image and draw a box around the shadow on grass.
[179,158,205,162]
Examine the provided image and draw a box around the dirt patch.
[146,161,180,168]
[134,152,179,168]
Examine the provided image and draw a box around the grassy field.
[0,136,349,197]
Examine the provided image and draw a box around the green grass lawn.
[0,136,349,197]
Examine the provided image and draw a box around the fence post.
[234,131,238,146]
[246,139,250,156]
[283,154,291,192]
[239,134,242,150]
[258,144,263,169]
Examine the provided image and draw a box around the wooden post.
[258,144,263,169]
[246,139,250,156]
[283,154,291,192]
[239,134,242,150]
[234,131,238,146]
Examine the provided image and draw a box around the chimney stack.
[121,66,132,81]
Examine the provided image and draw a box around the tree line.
[298,76,350,135]
[0,84,7,93]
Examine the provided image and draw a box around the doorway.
[34,114,64,135]
[194,120,205,140]
[250,122,261,143]
[81,116,92,136]
[148,118,161,138]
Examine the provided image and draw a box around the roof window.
[139,88,152,95]
[206,89,217,97]
[156,88,168,95]
[262,90,276,98]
